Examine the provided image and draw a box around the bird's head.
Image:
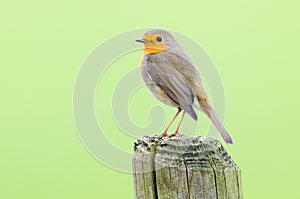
[136,29,177,55]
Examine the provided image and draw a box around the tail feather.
[210,109,233,144]
[209,109,233,144]
[194,99,233,144]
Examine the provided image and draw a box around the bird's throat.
[143,47,166,55]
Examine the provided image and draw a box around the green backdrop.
[1,0,299,198]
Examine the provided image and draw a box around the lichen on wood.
[133,135,242,199]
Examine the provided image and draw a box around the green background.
[1,0,299,198]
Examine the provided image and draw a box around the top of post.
[134,135,239,170]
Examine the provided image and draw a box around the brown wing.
[145,55,198,121]
[149,51,212,110]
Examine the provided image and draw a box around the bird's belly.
[146,82,178,107]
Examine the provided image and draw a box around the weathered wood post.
[132,135,242,199]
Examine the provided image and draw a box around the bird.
[136,29,233,144]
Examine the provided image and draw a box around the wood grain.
[133,135,242,199]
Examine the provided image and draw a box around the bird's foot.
[149,132,181,139]
[156,132,181,138]
[155,132,167,139]
[166,132,180,138]
[148,132,168,139]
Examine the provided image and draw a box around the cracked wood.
[132,135,243,199]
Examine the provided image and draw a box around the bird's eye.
[156,36,163,42]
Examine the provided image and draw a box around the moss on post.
[132,135,242,199]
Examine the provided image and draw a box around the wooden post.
[132,135,242,199]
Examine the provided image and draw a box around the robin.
[136,29,233,144]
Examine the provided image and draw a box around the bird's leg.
[168,111,186,137]
[159,108,181,137]
[175,111,185,134]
